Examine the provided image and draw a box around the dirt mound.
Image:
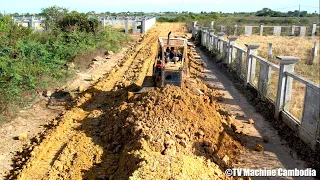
[109,84,244,179]
[12,83,244,180]
[80,82,244,179]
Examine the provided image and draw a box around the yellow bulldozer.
[153,32,188,87]
[137,32,188,93]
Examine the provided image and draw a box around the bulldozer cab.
[153,33,188,88]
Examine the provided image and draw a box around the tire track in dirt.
[9,23,163,180]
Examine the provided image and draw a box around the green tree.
[40,6,68,30]
[56,12,99,33]
[211,12,221,19]
[256,8,272,16]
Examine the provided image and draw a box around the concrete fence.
[194,21,319,37]
[13,16,156,34]
[13,16,44,31]
[99,17,156,33]
[192,22,320,151]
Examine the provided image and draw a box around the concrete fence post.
[206,32,210,49]
[236,50,243,76]
[214,35,218,49]
[227,36,237,65]
[141,19,146,33]
[204,30,207,47]
[201,30,203,46]
[312,41,319,65]
[208,34,212,51]
[268,43,273,61]
[28,17,33,29]
[195,26,200,40]
[220,26,224,32]
[258,63,272,97]
[223,41,228,60]
[210,21,214,30]
[199,30,202,45]
[201,31,204,46]
[245,26,252,36]
[244,44,260,85]
[234,25,238,36]
[203,30,208,47]
[209,30,214,51]
[274,26,281,36]
[300,26,306,36]
[192,21,197,38]
[290,25,295,36]
[259,24,264,36]
[217,32,225,53]
[125,18,129,33]
[203,30,207,47]
[132,21,137,34]
[311,23,317,36]
[102,18,106,28]
[274,56,299,120]
[31,16,36,30]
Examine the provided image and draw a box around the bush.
[0,13,130,124]
[57,12,100,33]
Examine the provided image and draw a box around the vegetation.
[40,6,68,30]
[56,11,100,33]
[0,7,130,124]
[154,8,319,26]
[156,14,318,27]
[157,13,220,25]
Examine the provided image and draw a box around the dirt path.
[194,47,314,180]
[0,41,130,179]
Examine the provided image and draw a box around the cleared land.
[5,23,246,180]
[1,22,317,180]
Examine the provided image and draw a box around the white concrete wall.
[103,19,136,25]
[143,17,156,33]
[21,22,28,27]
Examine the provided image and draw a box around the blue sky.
[1,0,319,14]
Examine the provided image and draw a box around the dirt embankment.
[7,23,246,180]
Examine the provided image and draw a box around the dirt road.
[6,23,244,180]
[2,22,315,180]
[10,23,233,179]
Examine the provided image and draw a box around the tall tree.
[40,6,68,30]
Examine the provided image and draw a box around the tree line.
[7,8,319,18]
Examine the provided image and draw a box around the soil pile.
[12,82,244,180]
[81,81,244,179]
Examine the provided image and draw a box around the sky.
[1,0,319,14]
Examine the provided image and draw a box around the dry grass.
[236,35,320,84]
[235,35,320,120]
